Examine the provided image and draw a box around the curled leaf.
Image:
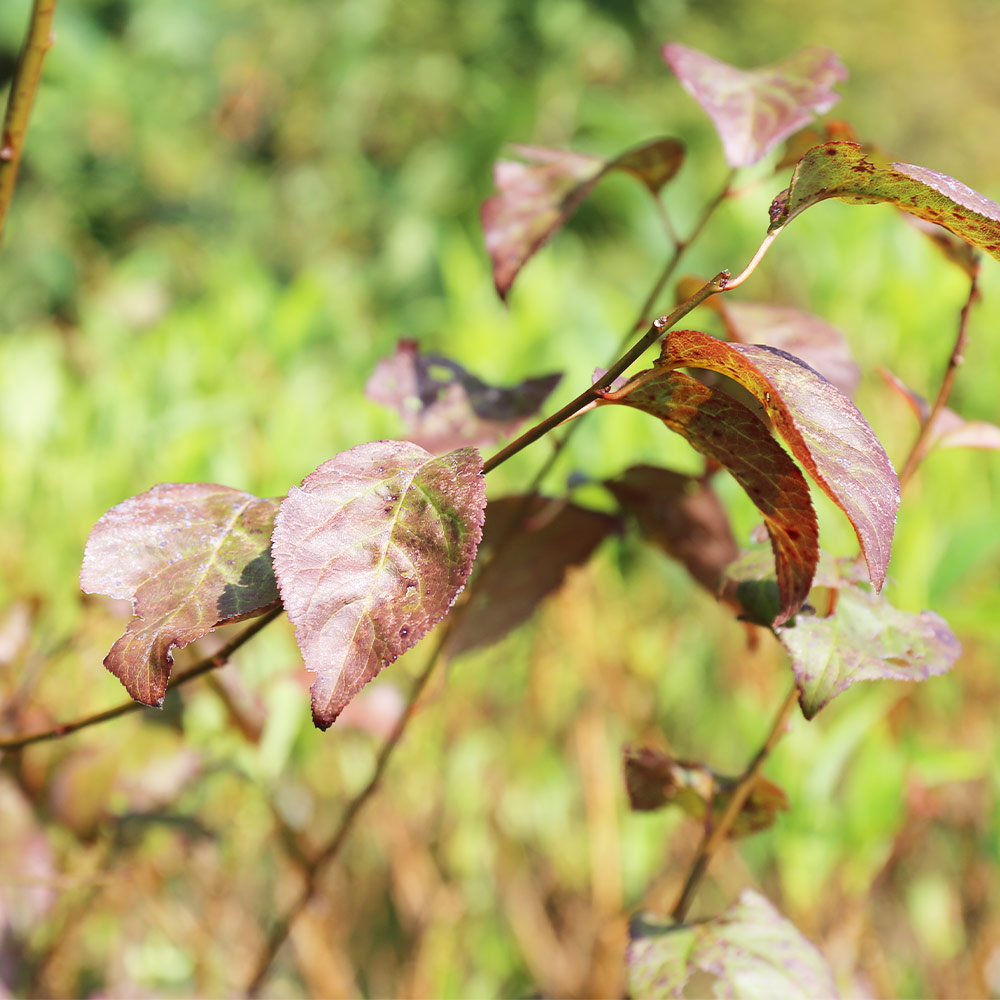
[482,137,684,299]
[662,44,846,167]
[624,746,788,837]
[769,142,1000,264]
[271,441,485,729]
[80,484,281,706]
[599,370,818,625]
[660,329,899,591]
[606,465,738,594]
[366,340,561,453]
[446,496,618,657]
[628,890,839,999]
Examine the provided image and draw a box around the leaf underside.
[662,43,846,167]
[660,329,899,592]
[627,890,840,999]
[365,339,560,453]
[769,142,1000,264]
[446,495,619,657]
[600,370,818,625]
[271,440,486,729]
[80,483,281,706]
[481,137,684,299]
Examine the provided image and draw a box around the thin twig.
[244,623,450,996]
[897,270,980,490]
[0,607,283,751]
[670,683,800,923]
[0,0,57,248]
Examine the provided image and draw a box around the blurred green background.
[1,0,999,996]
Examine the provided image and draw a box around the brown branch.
[670,683,800,923]
[897,270,981,490]
[0,607,283,751]
[244,624,449,996]
[0,0,57,248]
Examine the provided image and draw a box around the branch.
[670,682,799,923]
[897,270,981,490]
[244,622,450,996]
[0,0,57,248]
[0,607,283,751]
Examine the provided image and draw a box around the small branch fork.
[897,270,981,490]
[670,683,800,923]
[0,0,57,248]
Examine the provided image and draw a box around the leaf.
[271,441,485,729]
[715,300,859,397]
[482,137,685,299]
[365,340,561,453]
[775,119,857,171]
[445,495,618,657]
[779,568,961,720]
[627,890,839,999]
[904,216,981,279]
[624,746,788,838]
[662,44,846,168]
[768,142,1000,264]
[660,328,899,592]
[80,484,282,706]
[606,465,738,594]
[599,370,818,625]
[878,367,1000,452]
[724,551,961,718]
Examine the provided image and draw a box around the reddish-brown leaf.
[600,371,818,625]
[660,329,899,591]
[606,465,738,594]
[482,137,684,299]
[446,496,618,657]
[365,340,560,453]
[623,746,788,837]
[769,142,1000,264]
[775,119,858,171]
[878,367,1000,453]
[80,484,281,706]
[662,44,846,167]
[716,300,859,396]
[271,441,485,729]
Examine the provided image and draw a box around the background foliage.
[1,0,999,996]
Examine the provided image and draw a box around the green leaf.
[660,329,899,592]
[662,44,846,168]
[624,746,788,838]
[481,137,684,299]
[768,142,1000,264]
[606,465,738,595]
[627,890,839,999]
[271,441,485,729]
[80,484,281,707]
[446,495,618,657]
[599,370,818,625]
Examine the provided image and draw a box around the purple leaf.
[769,142,1000,264]
[661,329,899,592]
[624,746,788,837]
[482,137,684,299]
[663,44,846,167]
[628,890,839,999]
[365,340,560,453]
[80,484,281,706]
[606,465,738,594]
[716,300,859,396]
[271,441,485,729]
[446,495,618,657]
[599,371,818,625]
